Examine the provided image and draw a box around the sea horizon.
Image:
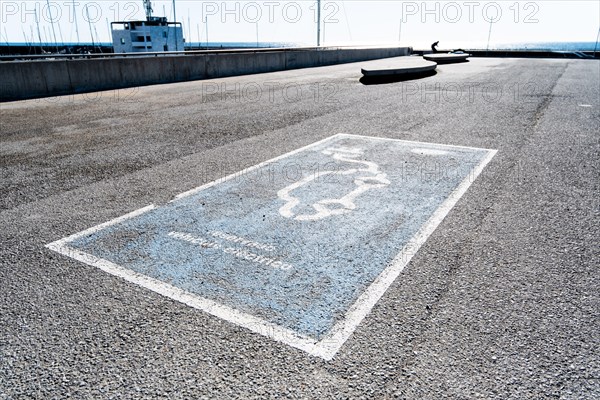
[2,41,598,52]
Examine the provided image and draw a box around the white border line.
[47,242,320,354]
[338,132,497,153]
[173,134,347,201]
[311,147,497,359]
[46,205,157,250]
[46,134,497,361]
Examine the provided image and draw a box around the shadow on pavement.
[432,59,470,65]
[359,70,438,85]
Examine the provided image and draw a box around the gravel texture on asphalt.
[1,56,598,399]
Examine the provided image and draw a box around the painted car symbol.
[277,146,391,221]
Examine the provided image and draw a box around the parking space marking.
[47,134,497,360]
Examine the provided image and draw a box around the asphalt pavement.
[1,56,599,399]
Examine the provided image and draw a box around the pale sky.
[1,1,599,48]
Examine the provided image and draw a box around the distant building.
[111,17,184,53]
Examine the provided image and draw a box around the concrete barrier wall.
[0,47,410,102]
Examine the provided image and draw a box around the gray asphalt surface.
[1,56,599,399]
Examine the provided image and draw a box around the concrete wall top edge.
[0,47,412,65]
[1,47,411,101]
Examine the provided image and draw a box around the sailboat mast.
[317,0,321,46]
[46,0,59,52]
[172,0,178,51]
[34,8,44,53]
[73,0,80,43]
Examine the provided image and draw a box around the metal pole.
[43,26,49,47]
[398,19,402,43]
[317,0,321,47]
[73,0,80,43]
[593,27,600,57]
[93,23,101,52]
[86,5,95,50]
[486,17,494,52]
[46,0,59,52]
[2,27,9,47]
[35,8,44,53]
[22,26,30,50]
[58,19,65,48]
[106,18,111,46]
[172,0,178,51]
